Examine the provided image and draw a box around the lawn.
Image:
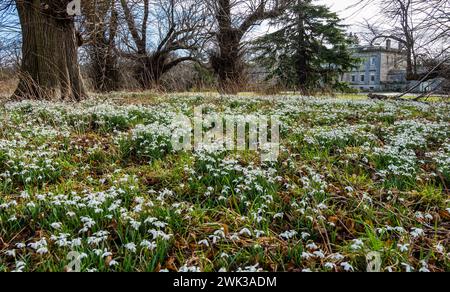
[0,93,449,272]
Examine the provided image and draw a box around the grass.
[0,93,449,272]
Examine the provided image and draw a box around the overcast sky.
[319,0,381,26]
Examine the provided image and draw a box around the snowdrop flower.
[401,263,414,272]
[301,232,310,240]
[218,267,227,272]
[306,243,318,250]
[179,265,201,272]
[5,250,16,257]
[329,253,345,261]
[419,261,430,273]
[220,252,229,258]
[410,227,425,238]
[99,249,112,258]
[12,261,26,273]
[313,250,325,259]
[15,243,26,249]
[198,239,210,247]
[36,247,48,255]
[239,228,252,237]
[302,268,312,272]
[351,239,364,250]
[66,211,76,217]
[340,262,354,272]
[435,243,445,254]
[324,262,336,270]
[279,230,297,240]
[273,213,284,219]
[397,244,410,253]
[109,260,119,267]
[124,243,137,253]
[50,222,62,230]
[140,240,157,251]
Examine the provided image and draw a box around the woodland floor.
[0,93,449,272]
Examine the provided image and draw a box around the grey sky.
[319,0,381,26]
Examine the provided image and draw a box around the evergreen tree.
[254,0,358,93]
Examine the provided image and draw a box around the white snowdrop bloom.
[324,262,336,269]
[26,202,36,208]
[66,211,76,217]
[152,221,168,228]
[237,263,263,272]
[12,261,26,273]
[435,243,445,254]
[255,230,265,238]
[179,265,201,272]
[302,268,312,272]
[313,250,325,259]
[129,220,141,231]
[36,247,48,255]
[280,230,298,240]
[401,263,414,272]
[345,186,354,193]
[273,213,284,219]
[239,228,252,237]
[351,239,364,250]
[220,252,229,258]
[125,243,137,253]
[101,250,113,258]
[15,243,26,249]
[398,244,410,253]
[109,260,119,267]
[198,239,210,247]
[5,250,16,257]
[340,262,354,272]
[424,214,433,220]
[446,208,450,214]
[301,232,310,240]
[218,267,227,273]
[8,215,17,222]
[145,217,158,224]
[419,261,430,273]
[140,240,157,251]
[159,269,169,272]
[317,203,327,210]
[410,227,425,238]
[50,222,62,230]
[306,243,318,250]
[301,252,313,260]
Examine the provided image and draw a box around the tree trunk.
[14,0,86,101]
[212,33,243,95]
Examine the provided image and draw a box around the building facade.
[342,40,408,92]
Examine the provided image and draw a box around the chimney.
[386,39,392,50]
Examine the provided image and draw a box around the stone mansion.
[342,40,409,92]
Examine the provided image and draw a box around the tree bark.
[14,0,86,101]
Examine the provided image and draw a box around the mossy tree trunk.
[14,0,86,100]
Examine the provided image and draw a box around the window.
[370,57,376,66]
[351,75,356,82]
[360,75,365,82]
[371,74,376,82]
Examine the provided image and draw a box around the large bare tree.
[366,0,449,82]
[13,0,86,100]
[81,0,120,92]
[206,0,291,94]
[118,0,208,90]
